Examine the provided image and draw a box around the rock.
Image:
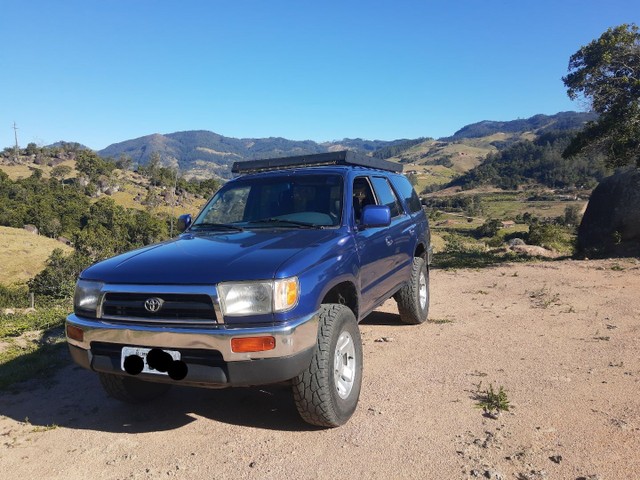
[549,455,563,464]
[23,224,39,235]
[374,337,394,343]
[484,470,504,479]
[578,168,640,256]
[508,238,526,247]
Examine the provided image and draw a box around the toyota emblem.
[144,297,164,313]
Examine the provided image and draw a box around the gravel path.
[1,258,639,479]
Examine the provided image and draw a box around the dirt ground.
[1,258,639,480]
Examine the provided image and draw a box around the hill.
[96,111,595,181]
[384,112,598,193]
[444,111,597,141]
[98,132,409,179]
[0,226,73,285]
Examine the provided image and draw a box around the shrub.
[27,250,90,299]
[0,284,29,309]
[528,223,575,253]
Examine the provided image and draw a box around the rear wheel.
[395,256,430,324]
[292,304,363,427]
[99,373,171,403]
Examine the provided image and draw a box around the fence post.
[29,293,35,309]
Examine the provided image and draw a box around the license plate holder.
[120,346,181,375]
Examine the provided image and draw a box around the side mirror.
[177,214,192,232]
[361,205,391,228]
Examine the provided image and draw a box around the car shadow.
[0,362,318,434]
[359,310,403,326]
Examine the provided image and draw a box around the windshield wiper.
[247,218,323,229]
[190,222,245,232]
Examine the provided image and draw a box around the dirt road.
[1,258,639,479]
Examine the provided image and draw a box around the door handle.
[385,236,393,247]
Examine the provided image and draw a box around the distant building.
[501,220,516,229]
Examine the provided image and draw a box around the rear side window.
[370,177,402,217]
[391,175,422,214]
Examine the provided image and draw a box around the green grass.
[0,337,69,390]
[0,306,70,389]
[0,306,68,337]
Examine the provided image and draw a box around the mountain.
[383,111,598,175]
[98,132,408,179]
[97,111,596,180]
[444,111,597,141]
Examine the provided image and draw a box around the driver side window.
[352,177,376,224]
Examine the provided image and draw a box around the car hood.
[81,229,339,285]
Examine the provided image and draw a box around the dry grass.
[1,160,76,181]
[0,227,72,285]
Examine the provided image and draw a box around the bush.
[27,250,90,299]
[475,219,501,238]
[0,284,29,309]
[528,223,575,253]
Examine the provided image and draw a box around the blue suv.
[66,151,431,427]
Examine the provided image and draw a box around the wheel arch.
[320,280,359,321]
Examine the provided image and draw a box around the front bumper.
[66,311,319,387]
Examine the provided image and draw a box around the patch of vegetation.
[449,130,610,190]
[434,249,530,270]
[475,383,511,417]
[0,284,30,309]
[527,223,576,254]
[0,306,67,337]
[528,287,561,309]
[0,317,69,390]
[429,318,454,324]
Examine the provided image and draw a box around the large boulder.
[578,168,640,256]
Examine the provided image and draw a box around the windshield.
[192,174,343,229]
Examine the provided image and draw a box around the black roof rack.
[231,150,403,174]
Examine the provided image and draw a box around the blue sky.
[1,1,638,150]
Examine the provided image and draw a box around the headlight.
[218,277,299,316]
[73,279,104,317]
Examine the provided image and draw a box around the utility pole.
[170,166,179,236]
[13,122,19,161]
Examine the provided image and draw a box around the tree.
[28,249,90,299]
[563,24,640,167]
[75,150,115,182]
[50,165,72,184]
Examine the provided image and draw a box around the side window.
[391,175,422,214]
[370,177,402,217]
[352,177,376,223]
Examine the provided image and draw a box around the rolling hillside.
[95,111,595,182]
[0,226,73,285]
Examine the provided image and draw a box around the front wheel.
[99,373,172,403]
[394,256,430,324]
[292,304,363,427]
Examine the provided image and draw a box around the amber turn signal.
[66,324,84,342]
[231,336,276,353]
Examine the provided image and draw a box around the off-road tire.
[394,256,429,324]
[99,373,171,403]
[292,304,363,427]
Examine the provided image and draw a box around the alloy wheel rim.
[334,331,356,399]
[419,271,427,309]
